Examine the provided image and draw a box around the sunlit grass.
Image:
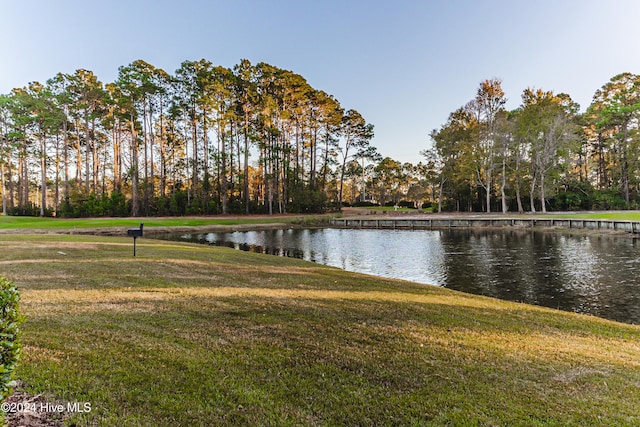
[3,234,640,425]
[551,211,640,221]
[352,207,640,222]
[359,206,421,212]
[2,211,640,232]
[0,215,312,230]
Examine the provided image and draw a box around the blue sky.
[2,0,640,163]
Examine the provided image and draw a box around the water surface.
[162,228,640,324]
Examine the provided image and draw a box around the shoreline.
[333,211,640,238]
[2,212,640,239]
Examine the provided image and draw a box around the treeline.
[4,63,638,218]
[424,73,640,213]
[0,59,375,217]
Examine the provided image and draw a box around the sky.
[2,0,640,164]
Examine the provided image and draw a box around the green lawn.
[550,211,640,221]
[355,207,640,221]
[357,206,420,212]
[2,233,640,425]
[2,211,640,231]
[0,215,317,230]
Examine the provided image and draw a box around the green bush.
[0,277,21,403]
[288,187,327,213]
[352,201,379,207]
[548,181,594,211]
[397,200,416,208]
[7,202,51,217]
[592,189,628,210]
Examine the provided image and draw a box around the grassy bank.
[552,211,640,221]
[1,211,639,232]
[2,234,640,425]
[0,215,318,231]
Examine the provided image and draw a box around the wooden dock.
[330,217,640,234]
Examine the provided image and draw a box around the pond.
[160,228,640,325]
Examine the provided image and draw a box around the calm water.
[162,228,640,324]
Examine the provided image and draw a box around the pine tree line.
[0,59,375,217]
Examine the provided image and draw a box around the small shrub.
[288,186,328,213]
[291,216,332,227]
[592,190,628,210]
[397,200,416,208]
[352,201,379,207]
[7,202,48,217]
[0,277,21,404]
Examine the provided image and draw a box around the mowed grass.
[352,207,640,222]
[1,211,640,232]
[551,211,640,221]
[0,215,307,230]
[2,234,640,426]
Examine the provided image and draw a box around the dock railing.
[329,217,640,234]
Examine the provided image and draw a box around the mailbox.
[127,223,144,256]
[127,223,144,238]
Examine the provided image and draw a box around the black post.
[127,223,144,257]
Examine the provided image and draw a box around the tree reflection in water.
[162,228,640,325]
